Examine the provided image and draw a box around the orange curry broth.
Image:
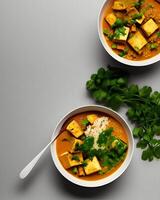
[55,112,128,181]
[102,0,160,60]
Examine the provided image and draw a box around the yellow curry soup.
[102,0,160,60]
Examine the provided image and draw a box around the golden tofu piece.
[126,7,145,24]
[136,14,145,24]
[59,152,83,169]
[114,26,130,43]
[84,156,101,175]
[141,19,159,37]
[128,31,147,53]
[112,1,126,10]
[78,166,85,176]
[87,114,98,124]
[66,120,83,138]
[70,138,83,153]
[105,13,117,26]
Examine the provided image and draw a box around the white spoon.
[19,134,57,179]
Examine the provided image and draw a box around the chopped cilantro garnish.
[76,136,94,152]
[71,155,80,161]
[76,126,127,168]
[134,0,145,9]
[119,48,129,57]
[71,167,78,174]
[111,18,128,29]
[149,43,158,50]
[132,13,143,20]
[114,27,126,39]
[103,29,114,40]
[111,44,117,49]
[97,128,113,147]
[81,119,90,126]
[157,32,160,38]
[82,160,88,167]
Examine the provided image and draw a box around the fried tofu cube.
[70,138,83,153]
[84,156,101,175]
[114,26,130,43]
[126,7,145,24]
[66,120,83,138]
[112,1,127,10]
[128,31,147,53]
[141,19,159,37]
[78,166,85,176]
[59,152,71,169]
[59,152,83,169]
[105,13,117,26]
[136,14,145,24]
[87,114,98,124]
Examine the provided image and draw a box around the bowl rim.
[50,105,134,187]
[98,0,160,67]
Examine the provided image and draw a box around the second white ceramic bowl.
[51,105,134,187]
[98,0,160,66]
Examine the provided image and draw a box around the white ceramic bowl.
[98,0,160,66]
[51,105,134,187]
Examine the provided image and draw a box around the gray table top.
[0,0,160,199]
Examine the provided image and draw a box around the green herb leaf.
[81,119,90,126]
[86,80,97,91]
[153,125,160,135]
[77,136,94,152]
[71,155,80,161]
[97,68,106,79]
[114,27,126,39]
[92,89,107,102]
[112,18,124,28]
[97,128,114,147]
[128,84,139,95]
[111,44,117,49]
[119,48,129,57]
[82,160,88,167]
[103,29,114,40]
[103,29,109,35]
[139,86,152,97]
[149,43,158,50]
[98,170,106,175]
[153,145,160,159]
[136,139,148,149]
[132,13,143,20]
[107,95,123,109]
[71,167,78,174]
[142,147,153,161]
[133,127,142,138]
[134,0,145,9]
[157,32,160,38]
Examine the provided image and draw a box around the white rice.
[84,117,109,149]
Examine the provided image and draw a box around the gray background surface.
[0,0,160,199]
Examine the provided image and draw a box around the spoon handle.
[19,138,54,179]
